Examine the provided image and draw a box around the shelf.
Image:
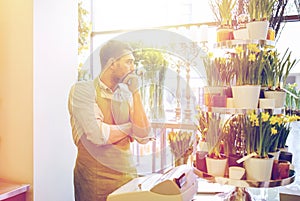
[213,39,276,49]
[0,179,30,201]
[194,168,296,188]
[200,106,286,115]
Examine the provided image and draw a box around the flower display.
[203,50,236,87]
[168,130,195,165]
[195,109,224,158]
[248,0,276,21]
[231,43,264,85]
[202,43,270,87]
[203,52,223,86]
[245,111,300,158]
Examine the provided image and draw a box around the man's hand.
[122,73,140,94]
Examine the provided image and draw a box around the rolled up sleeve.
[68,81,109,145]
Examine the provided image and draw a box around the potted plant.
[264,48,299,108]
[203,112,228,177]
[246,0,276,40]
[243,111,278,181]
[209,0,237,42]
[222,114,245,167]
[276,114,300,150]
[242,111,299,180]
[230,43,265,108]
[202,52,233,107]
[233,14,250,40]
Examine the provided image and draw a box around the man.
[68,40,151,201]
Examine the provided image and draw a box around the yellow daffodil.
[269,115,278,125]
[247,43,260,53]
[261,112,270,122]
[219,57,226,65]
[235,46,244,55]
[208,52,214,59]
[248,53,256,62]
[271,127,278,135]
[249,112,258,126]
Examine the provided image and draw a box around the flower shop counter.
[0,179,30,201]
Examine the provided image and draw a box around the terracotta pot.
[278,160,290,179]
[217,27,234,42]
[272,160,290,180]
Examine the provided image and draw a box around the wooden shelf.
[0,179,29,201]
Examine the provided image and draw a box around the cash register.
[107,164,198,201]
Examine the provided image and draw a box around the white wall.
[34,0,77,200]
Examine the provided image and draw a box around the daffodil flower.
[271,127,278,135]
[261,112,270,122]
[235,46,244,55]
[269,116,278,125]
[247,43,260,53]
[248,53,256,62]
[208,52,214,59]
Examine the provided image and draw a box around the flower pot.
[217,27,234,42]
[231,85,261,109]
[223,86,232,98]
[259,98,275,109]
[279,145,289,152]
[267,27,275,41]
[272,160,290,180]
[246,21,269,40]
[244,155,274,181]
[279,151,293,163]
[205,155,228,177]
[233,28,249,40]
[212,94,227,107]
[229,166,246,180]
[196,151,208,172]
[226,98,235,108]
[228,154,243,167]
[268,149,280,161]
[204,86,225,107]
[264,90,286,108]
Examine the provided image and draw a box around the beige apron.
[74,79,137,201]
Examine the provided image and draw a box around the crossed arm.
[68,81,151,146]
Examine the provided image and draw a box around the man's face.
[113,53,135,82]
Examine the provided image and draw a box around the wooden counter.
[0,179,30,201]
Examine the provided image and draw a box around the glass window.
[276,21,300,74]
[92,0,215,31]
